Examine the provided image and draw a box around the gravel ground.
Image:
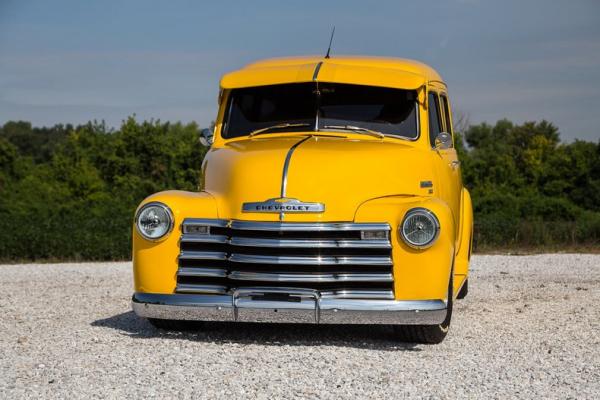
[0,254,599,399]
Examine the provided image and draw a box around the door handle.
[449,160,461,169]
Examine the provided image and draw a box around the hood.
[202,135,436,221]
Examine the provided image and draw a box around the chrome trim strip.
[180,235,391,249]
[180,234,228,244]
[229,287,392,299]
[229,221,391,232]
[228,271,393,282]
[229,253,393,266]
[280,136,312,198]
[182,218,392,232]
[320,290,395,300]
[177,267,228,278]
[174,284,228,294]
[312,61,323,81]
[232,287,319,297]
[179,252,393,265]
[229,237,392,249]
[279,136,312,220]
[132,293,447,325]
[182,218,229,228]
[178,251,228,261]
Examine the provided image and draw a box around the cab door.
[428,91,461,241]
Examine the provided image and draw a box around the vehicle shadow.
[91,311,422,351]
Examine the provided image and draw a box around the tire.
[393,272,453,345]
[148,318,204,331]
[457,278,468,299]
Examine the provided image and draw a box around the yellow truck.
[131,55,473,344]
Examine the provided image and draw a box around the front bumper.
[132,289,447,325]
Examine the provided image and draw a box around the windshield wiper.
[322,125,385,139]
[248,123,311,137]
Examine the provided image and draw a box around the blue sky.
[1,0,599,141]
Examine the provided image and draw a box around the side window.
[440,94,453,136]
[428,92,442,147]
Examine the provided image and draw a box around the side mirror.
[434,132,452,150]
[199,128,214,147]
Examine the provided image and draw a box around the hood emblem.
[242,198,325,213]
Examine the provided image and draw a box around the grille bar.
[180,234,228,244]
[176,283,228,294]
[179,251,228,261]
[229,253,393,266]
[229,237,391,249]
[177,267,227,278]
[228,271,393,282]
[229,221,390,232]
[320,290,395,300]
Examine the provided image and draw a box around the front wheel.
[393,274,453,344]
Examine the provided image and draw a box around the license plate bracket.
[233,288,320,323]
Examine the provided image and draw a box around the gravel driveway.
[1,254,598,399]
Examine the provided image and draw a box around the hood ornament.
[242,198,325,213]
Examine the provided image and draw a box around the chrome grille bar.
[177,267,227,278]
[228,271,393,282]
[175,283,228,294]
[229,237,391,249]
[180,234,228,244]
[229,254,393,266]
[229,221,390,232]
[320,290,395,300]
[183,218,229,227]
[178,251,227,261]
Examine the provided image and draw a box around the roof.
[220,55,444,90]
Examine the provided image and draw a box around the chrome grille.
[176,219,394,299]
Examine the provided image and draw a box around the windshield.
[222,82,419,139]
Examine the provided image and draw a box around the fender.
[132,190,218,294]
[355,195,455,301]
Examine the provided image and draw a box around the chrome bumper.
[132,289,447,325]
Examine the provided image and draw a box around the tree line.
[0,117,598,261]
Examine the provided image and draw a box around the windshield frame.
[220,83,421,142]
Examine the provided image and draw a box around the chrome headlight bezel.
[135,202,174,242]
[400,207,440,249]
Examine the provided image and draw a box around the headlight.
[400,208,440,249]
[135,202,174,241]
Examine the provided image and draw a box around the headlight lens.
[400,208,440,249]
[135,202,174,241]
